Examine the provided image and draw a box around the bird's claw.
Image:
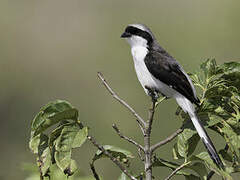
[145,86,159,102]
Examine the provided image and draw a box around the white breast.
[131,46,177,97]
[131,46,158,94]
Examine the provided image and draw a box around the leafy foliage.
[118,172,131,180]
[23,163,95,180]
[167,59,240,179]
[92,145,134,165]
[29,100,134,179]
[28,60,240,180]
[29,100,88,178]
[153,156,207,180]
[90,145,134,180]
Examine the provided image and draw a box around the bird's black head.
[121,24,154,47]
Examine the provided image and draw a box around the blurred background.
[0,0,239,179]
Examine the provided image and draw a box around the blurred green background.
[0,0,239,179]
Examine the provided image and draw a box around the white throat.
[127,35,149,62]
[126,35,148,48]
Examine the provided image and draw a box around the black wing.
[144,51,200,105]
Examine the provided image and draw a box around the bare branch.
[90,162,100,180]
[37,158,44,180]
[87,135,137,180]
[164,162,189,180]
[97,72,146,133]
[146,99,157,135]
[137,148,144,162]
[112,124,144,151]
[144,98,157,180]
[151,128,183,152]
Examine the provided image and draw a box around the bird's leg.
[145,86,158,102]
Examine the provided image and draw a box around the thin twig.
[87,135,137,180]
[97,72,146,134]
[151,128,183,152]
[37,158,44,180]
[112,124,144,151]
[164,162,189,180]
[90,162,100,180]
[147,99,156,135]
[138,148,144,162]
[144,98,157,180]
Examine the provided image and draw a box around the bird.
[121,23,224,169]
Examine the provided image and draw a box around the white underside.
[131,46,180,99]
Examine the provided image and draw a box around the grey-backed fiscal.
[121,23,224,169]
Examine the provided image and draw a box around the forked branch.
[97,72,182,180]
[88,135,137,180]
[97,72,146,133]
[164,162,190,180]
[112,124,144,151]
[151,128,183,152]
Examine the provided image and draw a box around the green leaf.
[54,124,88,175]
[192,152,218,170]
[92,145,134,165]
[219,62,240,88]
[172,143,183,160]
[184,174,201,180]
[179,111,222,128]
[72,126,88,148]
[187,162,207,180]
[191,152,232,179]
[31,100,78,136]
[176,110,223,159]
[188,135,200,157]
[219,148,233,162]
[118,172,131,180]
[153,157,190,176]
[38,147,51,176]
[153,157,209,180]
[29,134,41,154]
[48,124,67,148]
[177,128,200,159]
[200,59,217,79]
[29,133,48,154]
[29,133,52,176]
[220,122,240,163]
[177,132,189,158]
[188,72,204,91]
[199,113,222,127]
[38,135,51,176]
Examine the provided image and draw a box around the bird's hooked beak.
[120,32,131,38]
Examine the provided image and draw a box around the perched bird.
[121,23,224,169]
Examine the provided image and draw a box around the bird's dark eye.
[121,31,131,38]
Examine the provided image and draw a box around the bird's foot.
[145,86,159,102]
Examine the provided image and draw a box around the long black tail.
[190,113,224,169]
[175,95,224,169]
